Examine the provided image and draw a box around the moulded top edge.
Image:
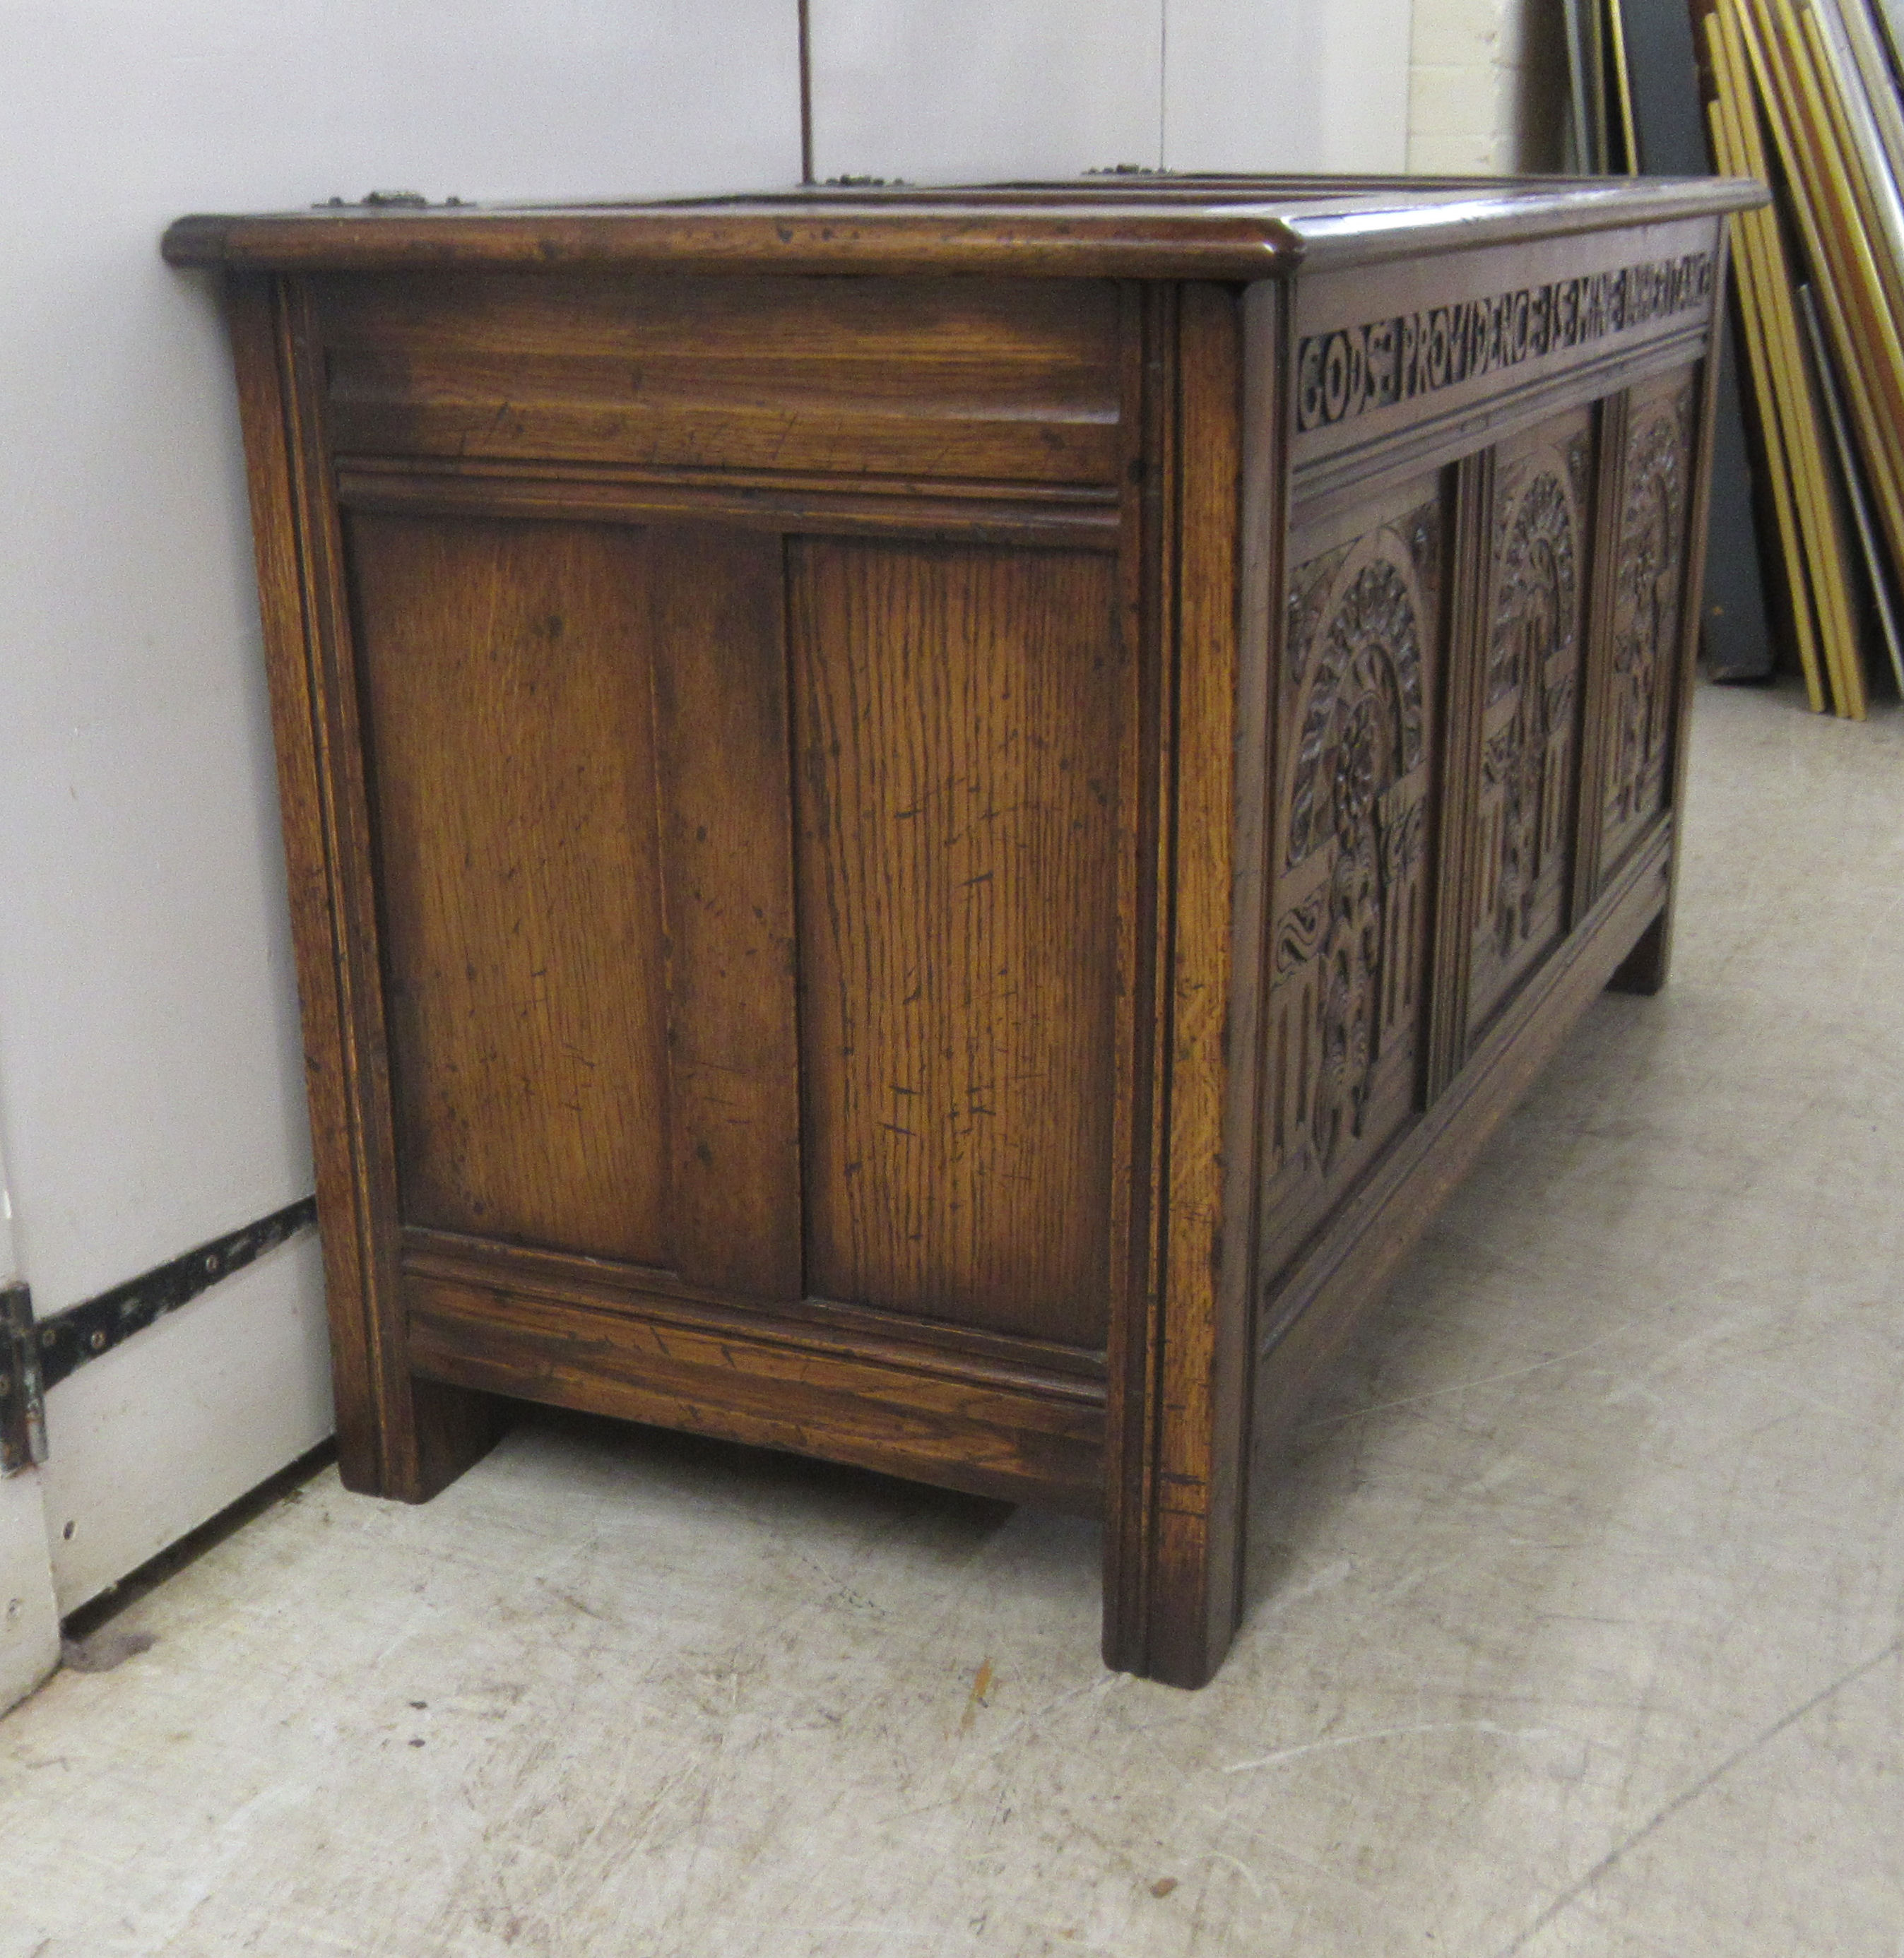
[160,176,1766,280]
[1284,175,1768,266]
[160,203,1303,279]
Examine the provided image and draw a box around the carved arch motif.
[1287,560,1426,872]
[1309,605,1406,1168]
[1607,388,1691,841]
[1269,502,1437,1189]
[1484,462,1579,959]
[1286,542,1349,688]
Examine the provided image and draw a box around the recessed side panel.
[1467,407,1596,1042]
[349,514,673,1266]
[1601,366,1698,880]
[791,539,1123,1349]
[1258,475,1445,1285]
[351,514,803,1291]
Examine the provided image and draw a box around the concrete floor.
[3,679,1900,1957]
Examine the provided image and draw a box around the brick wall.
[1408,0,1567,174]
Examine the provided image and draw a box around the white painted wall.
[809,0,1412,182]
[0,0,803,1638]
[0,1473,57,1707]
[1408,0,1564,174]
[37,1238,333,1613]
[0,1139,59,1710]
[808,0,1166,182]
[1165,0,1412,172]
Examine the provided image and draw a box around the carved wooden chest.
[165,174,1759,1685]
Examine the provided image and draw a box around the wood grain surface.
[791,540,1123,1349]
[646,527,803,1301]
[349,514,807,1296]
[350,515,675,1266]
[407,1274,1105,1514]
[227,274,389,1489]
[1141,285,1255,1690]
[252,287,508,1502]
[317,273,1124,487]
[161,177,1761,280]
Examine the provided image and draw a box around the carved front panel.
[1602,369,1696,876]
[1260,480,1443,1273]
[1467,410,1594,1039]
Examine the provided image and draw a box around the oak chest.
[166,174,1760,1685]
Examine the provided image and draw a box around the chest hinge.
[0,1282,47,1475]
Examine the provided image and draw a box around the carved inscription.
[1297,253,1713,432]
[1604,378,1694,868]
[1469,420,1592,1035]
[1263,492,1440,1259]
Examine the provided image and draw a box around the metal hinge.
[0,1282,48,1475]
[314,191,468,210]
[0,1197,316,1478]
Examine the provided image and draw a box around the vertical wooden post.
[225,273,502,1501]
[1611,224,1734,995]
[1104,283,1270,1689]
